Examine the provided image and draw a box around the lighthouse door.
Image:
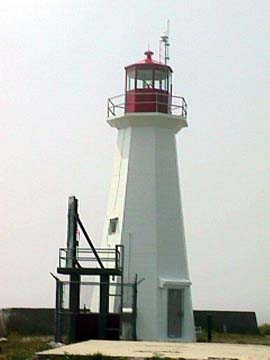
[167,289,183,338]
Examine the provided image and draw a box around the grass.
[197,329,270,346]
[0,333,53,360]
[1,332,270,360]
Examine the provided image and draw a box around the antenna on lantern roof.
[159,19,170,64]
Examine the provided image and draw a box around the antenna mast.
[159,19,170,64]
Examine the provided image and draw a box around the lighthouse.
[103,50,195,341]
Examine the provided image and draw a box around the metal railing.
[59,245,124,270]
[107,92,187,118]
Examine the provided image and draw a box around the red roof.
[125,50,173,72]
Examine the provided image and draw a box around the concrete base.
[37,340,270,360]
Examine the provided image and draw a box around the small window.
[108,218,118,235]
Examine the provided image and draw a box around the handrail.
[107,98,116,117]
[107,92,187,118]
[59,246,123,270]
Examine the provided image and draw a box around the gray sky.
[1,0,270,324]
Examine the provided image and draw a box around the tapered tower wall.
[100,113,195,341]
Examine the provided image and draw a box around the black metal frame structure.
[53,196,137,344]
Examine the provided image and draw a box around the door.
[167,288,183,338]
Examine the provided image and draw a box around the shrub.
[259,323,270,335]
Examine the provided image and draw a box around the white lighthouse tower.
[103,50,195,341]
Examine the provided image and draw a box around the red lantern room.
[125,50,172,114]
[107,50,187,119]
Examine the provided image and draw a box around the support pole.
[51,273,63,343]
[69,274,80,343]
[76,215,104,269]
[207,314,212,342]
[99,274,109,339]
[67,196,80,343]
[132,274,138,341]
[55,279,63,343]
[67,196,78,268]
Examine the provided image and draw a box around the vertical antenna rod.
[159,19,170,65]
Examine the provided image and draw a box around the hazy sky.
[1,1,269,324]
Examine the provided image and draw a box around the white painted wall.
[99,113,195,341]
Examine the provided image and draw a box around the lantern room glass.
[127,70,136,90]
[154,69,171,91]
[126,67,171,92]
[137,69,154,89]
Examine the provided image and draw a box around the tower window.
[108,218,118,234]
